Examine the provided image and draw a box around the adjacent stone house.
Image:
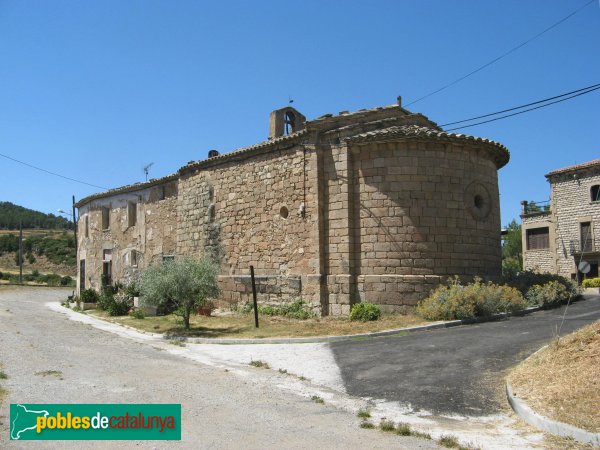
[75,101,509,315]
[521,159,600,281]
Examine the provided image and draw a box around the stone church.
[75,100,509,314]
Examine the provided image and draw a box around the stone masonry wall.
[77,181,177,292]
[177,143,322,310]
[550,172,600,278]
[351,140,502,311]
[521,212,555,274]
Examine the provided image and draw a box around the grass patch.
[167,340,186,347]
[357,408,371,419]
[311,395,325,404]
[86,309,427,339]
[508,318,600,433]
[379,419,396,432]
[360,421,375,429]
[413,431,432,440]
[249,360,270,369]
[438,434,460,448]
[0,371,7,380]
[278,368,288,374]
[34,370,62,379]
[395,422,412,436]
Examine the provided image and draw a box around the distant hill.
[0,202,73,230]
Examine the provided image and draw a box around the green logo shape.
[10,404,181,440]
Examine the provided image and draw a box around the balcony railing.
[521,200,551,216]
[569,239,600,255]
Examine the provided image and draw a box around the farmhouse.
[75,101,509,315]
[522,159,600,281]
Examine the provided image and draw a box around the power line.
[405,0,595,107]
[442,84,600,132]
[440,83,600,127]
[0,152,108,190]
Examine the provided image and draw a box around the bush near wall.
[416,277,527,321]
[526,281,570,308]
[582,277,600,288]
[349,303,381,322]
[80,289,99,304]
[502,270,580,298]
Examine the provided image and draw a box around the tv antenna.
[143,162,154,181]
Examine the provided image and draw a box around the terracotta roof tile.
[346,125,510,168]
[545,158,600,177]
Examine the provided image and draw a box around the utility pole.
[72,195,77,251]
[19,221,23,284]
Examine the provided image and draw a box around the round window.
[465,182,492,220]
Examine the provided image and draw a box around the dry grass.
[508,319,600,433]
[87,309,427,339]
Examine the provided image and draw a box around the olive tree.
[139,257,220,329]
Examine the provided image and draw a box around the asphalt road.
[0,286,438,449]
[330,294,600,417]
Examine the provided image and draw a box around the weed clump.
[416,277,526,321]
[249,360,269,369]
[349,303,381,322]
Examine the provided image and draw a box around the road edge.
[506,381,600,446]
[48,301,550,344]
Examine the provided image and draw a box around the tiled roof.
[74,173,178,208]
[346,125,510,168]
[545,158,600,177]
[180,129,308,173]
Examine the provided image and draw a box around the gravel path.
[0,286,438,449]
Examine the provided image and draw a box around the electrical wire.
[0,152,108,190]
[405,0,595,107]
[443,84,600,132]
[440,83,600,127]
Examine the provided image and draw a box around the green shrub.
[130,309,145,319]
[107,293,132,316]
[123,281,141,299]
[416,277,526,321]
[80,288,100,304]
[241,299,315,320]
[40,273,62,286]
[349,303,381,322]
[0,271,3,279]
[96,291,114,310]
[582,277,600,288]
[60,276,73,286]
[140,257,220,329]
[503,270,580,297]
[526,281,570,308]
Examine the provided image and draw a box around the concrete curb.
[55,303,545,345]
[506,382,600,447]
[170,305,544,344]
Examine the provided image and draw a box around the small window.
[162,255,175,263]
[158,185,166,200]
[280,206,289,219]
[526,227,549,250]
[130,250,138,267]
[79,259,86,291]
[284,111,295,135]
[591,185,600,202]
[128,202,137,227]
[85,215,89,238]
[101,207,110,230]
[580,222,592,252]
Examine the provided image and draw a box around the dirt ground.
[0,286,438,449]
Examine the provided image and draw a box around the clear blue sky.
[1,0,598,225]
